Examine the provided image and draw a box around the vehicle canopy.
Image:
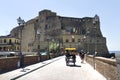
[65,48,77,55]
[65,48,76,51]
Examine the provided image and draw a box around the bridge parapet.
[0,55,50,73]
[86,55,117,80]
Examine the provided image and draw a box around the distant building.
[10,9,109,57]
[0,36,20,52]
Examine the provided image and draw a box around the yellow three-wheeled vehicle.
[65,48,76,66]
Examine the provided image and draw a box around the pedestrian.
[71,51,76,65]
[79,50,85,63]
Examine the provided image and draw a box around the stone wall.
[9,10,109,57]
[22,21,36,52]
[86,55,117,80]
[0,57,19,72]
[0,55,49,73]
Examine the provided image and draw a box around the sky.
[0,0,120,51]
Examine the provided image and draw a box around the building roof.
[0,36,19,39]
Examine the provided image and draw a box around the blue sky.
[0,0,120,51]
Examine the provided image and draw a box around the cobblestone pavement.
[0,56,106,80]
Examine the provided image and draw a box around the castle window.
[4,39,6,43]
[0,40,2,43]
[82,29,86,34]
[97,40,99,42]
[90,40,92,42]
[71,35,75,42]
[66,39,69,42]
[15,40,16,43]
[72,38,75,42]
[78,39,80,42]
[45,25,47,30]
[3,47,6,50]
[9,39,12,44]
[46,17,49,20]
[36,19,38,22]
[0,47,2,50]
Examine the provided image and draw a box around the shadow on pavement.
[68,64,81,67]
[10,57,62,80]
[20,68,30,72]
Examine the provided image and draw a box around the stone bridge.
[0,55,118,80]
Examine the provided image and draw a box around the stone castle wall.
[10,9,109,57]
[21,21,36,52]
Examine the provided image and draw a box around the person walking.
[79,50,85,63]
[71,51,76,66]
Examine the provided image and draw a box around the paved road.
[0,56,106,80]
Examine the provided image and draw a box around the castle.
[10,9,109,57]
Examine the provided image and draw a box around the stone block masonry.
[0,55,49,73]
[86,55,117,80]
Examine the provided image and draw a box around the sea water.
[110,51,120,54]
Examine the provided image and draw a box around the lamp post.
[93,26,97,69]
[71,35,75,48]
[37,28,41,62]
[46,36,50,59]
[17,17,25,70]
[55,38,61,56]
[78,42,81,52]
[83,35,86,51]
[59,39,61,56]
[86,29,90,55]
[93,17,98,69]
[52,38,55,57]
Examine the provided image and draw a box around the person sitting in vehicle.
[65,50,71,65]
[65,50,70,58]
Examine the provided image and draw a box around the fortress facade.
[10,9,109,57]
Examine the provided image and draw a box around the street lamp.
[17,17,25,70]
[17,17,23,53]
[37,28,41,62]
[58,39,61,56]
[46,35,50,59]
[93,26,97,69]
[71,35,75,48]
[93,15,98,69]
[57,39,61,56]
[83,35,86,51]
[52,38,55,57]
[78,42,80,52]
[86,29,90,55]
